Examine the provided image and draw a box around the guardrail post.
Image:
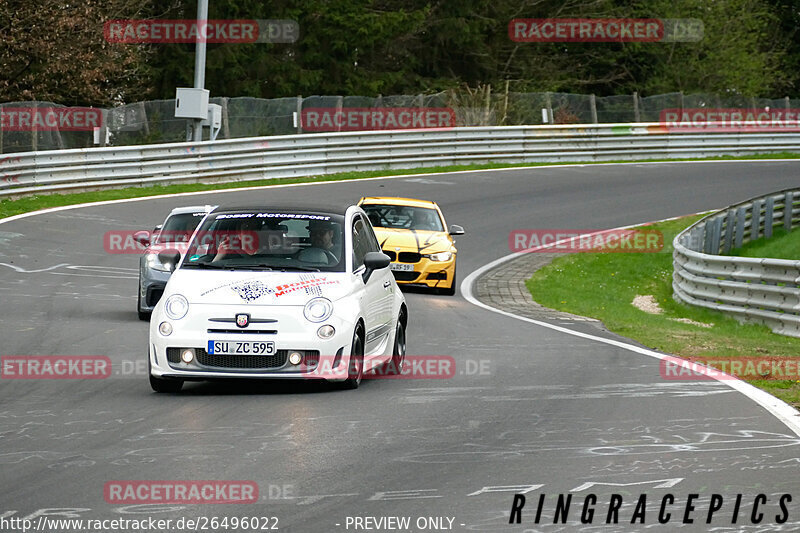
[785,191,793,230]
[589,94,598,123]
[633,92,640,122]
[751,199,762,241]
[734,207,746,249]
[723,210,734,253]
[765,197,774,238]
[704,217,722,254]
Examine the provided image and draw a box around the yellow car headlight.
[423,251,453,262]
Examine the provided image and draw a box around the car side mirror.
[362,251,390,282]
[449,224,465,236]
[133,230,151,247]
[158,249,181,272]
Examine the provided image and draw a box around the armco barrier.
[673,188,800,338]
[3,123,800,197]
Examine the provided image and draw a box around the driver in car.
[211,218,261,262]
[306,220,339,263]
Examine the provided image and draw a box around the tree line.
[0,0,796,107]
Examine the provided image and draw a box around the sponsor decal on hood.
[195,273,342,303]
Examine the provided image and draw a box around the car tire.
[137,290,151,321]
[148,356,183,393]
[386,317,406,375]
[340,326,364,389]
[439,266,456,296]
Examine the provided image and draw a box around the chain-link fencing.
[3,90,800,153]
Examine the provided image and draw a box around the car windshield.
[362,205,444,232]
[181,211,345,272]
[156,212,207,244]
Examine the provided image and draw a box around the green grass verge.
[3,152,800,221]
[727,226,800,260]
[526,215,800,408]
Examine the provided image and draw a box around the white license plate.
[207,340,275,356]
[390,263,415,272]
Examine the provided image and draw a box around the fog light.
[288,352,303,365]
[317,324,335,339]
[159,321,173,336]
[180,349,194,364]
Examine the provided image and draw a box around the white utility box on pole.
[175,88,210,120]
[202,104,222,141]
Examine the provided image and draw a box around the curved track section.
[2,161,800,531]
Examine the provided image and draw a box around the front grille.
[382,250,397,261]
[167,347,290,369]
[392,271,419,282]
[398,252,421,263]
[146,284,165,307]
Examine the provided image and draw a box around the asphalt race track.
[2,161,800,532]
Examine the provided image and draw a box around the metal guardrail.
[673,188,800,338]
[3,123,800,198]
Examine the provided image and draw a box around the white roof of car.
[168,205,216,215]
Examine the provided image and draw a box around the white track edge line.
[460,216,800,438]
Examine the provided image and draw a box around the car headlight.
[304,297,333,323]
[145,253,172,272]
[423,251,453,262]
[164,294,189,320]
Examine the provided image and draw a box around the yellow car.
[358,197,464,295]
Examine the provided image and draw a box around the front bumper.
[149,304,357,381]
[390,256,455,289]
[139,266,171,313]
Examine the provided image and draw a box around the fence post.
[484,84,491,126]
[139,101,150,137]
[502,80,510,125]
[785,191,793,230]
[786,96,790,111]
[221,98,230,139]
[335,95,343,133]
[545,92,553,124]
[590,94,598,123]
[734,207,746,249]
[296,95,302,134]
[633,92,640,122]
[31,102,38,152]
[723,210,735,253]
[765,197,774,238]
[751,199,762,241]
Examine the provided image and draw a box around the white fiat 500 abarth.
[148,205,407,392]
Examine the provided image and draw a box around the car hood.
[146,242,190,255]
[166,269,352,306]
[373,228,453,253]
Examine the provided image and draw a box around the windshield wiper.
[182,261,226,269]
[281,266,321,272]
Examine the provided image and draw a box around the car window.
[181,212,345,272]
[156,212,206,243]
[361,204,444,232]
[352,216,374,269]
